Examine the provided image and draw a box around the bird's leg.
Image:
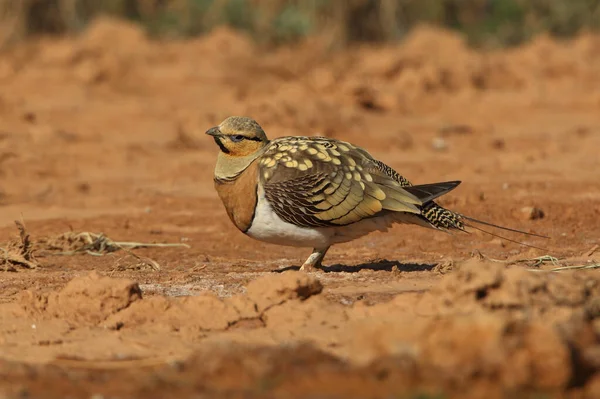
[300,247,330,272]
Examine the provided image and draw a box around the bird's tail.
[404,181,550,250]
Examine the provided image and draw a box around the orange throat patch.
[214,160,259,233]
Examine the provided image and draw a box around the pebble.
[520,206,545,220]
[431,137,448,151]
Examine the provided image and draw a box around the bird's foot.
[299,261,322,272]
[299,247,329,272]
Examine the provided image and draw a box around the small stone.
[77,182,91,193]
[520,206,545,220]
[490,238,506,247]
[439,124,474,136]
[23,112,37,123]
[431,137,447,151]
[575,126,590,137]
[392,131,414,150]
[491,138,505,150]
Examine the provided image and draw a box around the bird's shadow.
[274,259,436,273]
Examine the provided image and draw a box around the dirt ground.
[0,18,599,398]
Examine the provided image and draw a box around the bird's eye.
[230,135,245,142]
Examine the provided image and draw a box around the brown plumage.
[207,116,547,271]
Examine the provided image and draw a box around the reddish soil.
[0,19,599,398]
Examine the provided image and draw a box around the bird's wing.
[257,137,424,227]
[369,159,414,187]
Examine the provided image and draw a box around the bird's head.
[206,116,269,157]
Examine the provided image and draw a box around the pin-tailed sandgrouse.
[207,116,545,271]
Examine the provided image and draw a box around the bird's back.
[254,136,463,231]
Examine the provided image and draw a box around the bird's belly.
[327,214,399,244]
[246,196,332,248]
[245,191,406,248]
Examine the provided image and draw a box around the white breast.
[246,185,333,248]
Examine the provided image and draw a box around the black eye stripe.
[229,135,262,142]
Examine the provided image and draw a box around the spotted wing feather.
[258,137,424,227]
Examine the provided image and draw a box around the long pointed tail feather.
[458,213,550,239]
[401,177,550,250]
[418,200,550,251]
[462,220,549,251]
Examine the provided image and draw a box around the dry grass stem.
[36,231,190,257]
[0,220,40,271]
[472,251,599,273]
[585,244,599,257]
[2,224,189,272]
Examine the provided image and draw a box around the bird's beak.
[205,126,221,137]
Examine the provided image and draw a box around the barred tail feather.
[419,202,550,251]
[420,202,466,232]
[382,174,550,250]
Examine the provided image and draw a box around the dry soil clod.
[520,206,545,220]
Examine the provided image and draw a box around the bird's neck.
[214,151,262,181]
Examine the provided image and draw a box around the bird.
[206,116,546,271]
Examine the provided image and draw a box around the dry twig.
[2,224,189,272]
[586,244,599,257]
[35,231,189,257]
[0,220,39,271]
[470,250,561,267]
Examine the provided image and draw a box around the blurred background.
[1,0,598,49]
